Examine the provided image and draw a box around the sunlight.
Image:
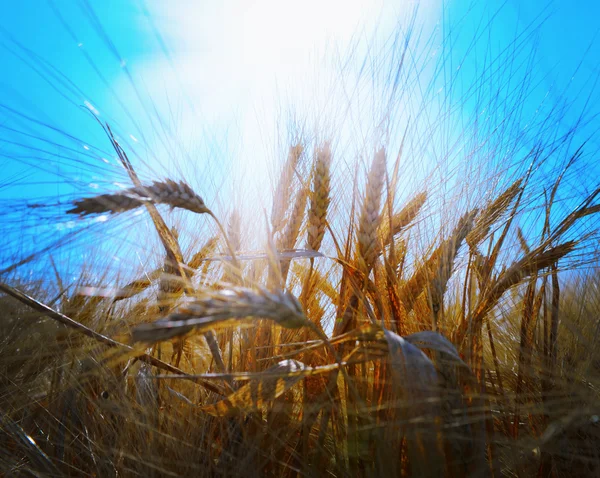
[118,0,438,235]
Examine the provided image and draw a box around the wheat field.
[1,2,600,477]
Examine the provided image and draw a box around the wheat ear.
[131,287,309,343]
[382,191,427,245]
[307,143,332,252]
[356,147,387,273]
[466,178,523,249]
[271,144,303,234]
[67,179,210,216]
[71,177,241,268]
[429,209,478,315]
[279,185,308,280]
[456,240,577,346]
[227,209,242,254]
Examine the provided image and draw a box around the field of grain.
[1,2,599,477]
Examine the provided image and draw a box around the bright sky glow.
[0,0,599,274]
[113,0,440,206]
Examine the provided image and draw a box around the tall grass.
[1,3,600,477]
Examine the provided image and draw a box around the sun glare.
[117,0,438,238]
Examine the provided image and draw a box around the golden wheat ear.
[278,184,309,281]
[271,143,304,234]
[130,287,310,343]
[356,147,387,273]
[466,178,523,250]
[66,191,145,215]
[307,142,332,252]
[67,179,210,216]
[382,191,427,244]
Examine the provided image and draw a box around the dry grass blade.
[131,287,309,343]
[74,269,162,302]
[307,143,332,252]
[357,147,387,273]
[196,249,323,264]
[199,360,306,416]
[384,329,440,401]
[1,414,62,476]
[116,269,162,299]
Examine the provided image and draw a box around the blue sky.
[0,0,599,277]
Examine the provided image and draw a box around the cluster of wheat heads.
[1,123,599,477]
